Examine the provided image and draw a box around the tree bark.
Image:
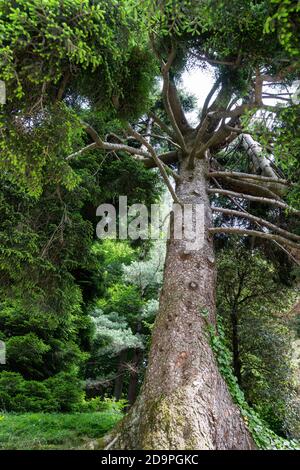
[105,157,255,450]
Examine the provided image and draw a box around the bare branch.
[210,176,300,264]
[160,48,188,153]
[196,126,229,159]
[127,124,182,205]
[209,227,300,250]
[142,150,179,168]
[149,112,176,140]
[224,125,243,134]
[211,207,300,242]
[208,171,293,187]
[215,174,284,200]
[188,114,211,169]
[200,77,222,124]
[208,188,300,216]
[66,121,152,161]
[66,142,98,160]
[142,132,180,149]
[168,80,192,133]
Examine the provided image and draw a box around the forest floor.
[0,411,121,449]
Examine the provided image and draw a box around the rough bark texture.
[104,158,255,450]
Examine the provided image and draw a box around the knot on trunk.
[189,281,198,290]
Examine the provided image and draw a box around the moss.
[137,390,189,449]
[96,437,107,450]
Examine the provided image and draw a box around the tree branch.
[209,227,300,250]
[208,171,293,187]
[188,114,211,169]
[208,188,300,216]
[209,174,284,200]
[211,207,300,242]
[199,77,222,125]
[149,112,176,140]
[127,124,182,205]
[168,80,192,133]
[66,142,98,160]
[210,176,300,264]
[66,121,152,161]
[160,48,188,153]
[196,126,229,159]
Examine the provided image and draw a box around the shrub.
[74,396,127,413]
[0,371,83,412]
[45,372,84,412]
[5,333,50,379]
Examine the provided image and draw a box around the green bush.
[6,333,50,379]
[46,372,84,412]
[74,396,127,413]
[0,371,83,412]
[13,381,58,413]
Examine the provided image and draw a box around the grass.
[0,411,122,450]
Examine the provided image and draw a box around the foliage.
[265,0,300,56]
[74,396,127,413]
[0,370,84,412]
[0,0,157,195]
[0,0,299,450]
[217,246,298,435]
[0,411,122,449]
[208,316,300,450]
[85,235,165,393]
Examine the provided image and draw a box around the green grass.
[0,411,122,449]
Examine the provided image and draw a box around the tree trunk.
[106,157,254,450]
[230,305,242,386]
[114,350,127,401]
[127,349,143,406]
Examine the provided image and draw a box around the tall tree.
[1,0,300,449]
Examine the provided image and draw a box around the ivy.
[208,316,300,450]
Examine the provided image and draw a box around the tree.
[85,237,165,405]
[1,0,300,449]
[217,245,298,435]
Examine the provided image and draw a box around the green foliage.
[85,235,165,396]
[46,372,84,412]
[265,0,300,56]
[217,246,298,435]
[0,411,122,449]
[0,0,157,196]
[209,317,300,450]
[6,333,50,379]
[0,0,142,106]
[0,370,83,412]
[137,0,283,64]
[74,396,127,413]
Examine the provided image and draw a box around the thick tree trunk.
[106,158,254,450]
[230,306,242,386]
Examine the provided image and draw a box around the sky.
[182,65,299,127]
[181,66,215,125]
